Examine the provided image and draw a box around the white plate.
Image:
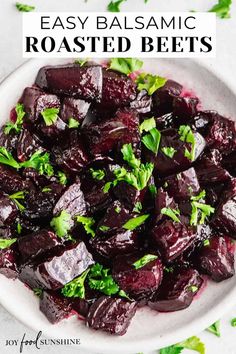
[0,58,236,354]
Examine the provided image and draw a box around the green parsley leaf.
[9,191,25,212]
[178,125,196,162]
[17,222,22,234]
[57,171,67,185]
[133,254,158,270]
[123,214,149,231]
[136,72,167,95]
[119,289,132,301]
[62,269,90,299]
[203,239,210,246]
[33,288,43,297]
[74,58,88,66]
[121,143,140,169]
[68,118,80,129]
[142,128,161,155]
[50,210,72,238]
[103,181,112,193]
[149,184,157,197]
[21,151,54,177]
[113,163,154,191]
[115,205,121,213]
[15,2,35,12]
[207,320,221,337]
[161,207,181,223]
[42,187,52,193]
[160,346,182,354]
[139,117,156,134]
[162,147,177,159]
[99,225,110,232]
[190,192,215,226]
[107,0,126,12]
[0,147,20,169]
[231,318,236,327]
[133,202,142,213]
[164,266,174,273]
[189,285,198,292]
[208,0,232,19]
[88,263,119,295]
[177,336,205,354]
[90,168,106,181]
[41,108,59,126]
[0,238,17,249]
[76,216,96,237]
[4,103,25,135]
[109,58,143,75]
[191,190,206,201]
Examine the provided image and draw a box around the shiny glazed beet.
[173,96,199,121]
[72,287,99,317]
[40,291,73,324]
[130,90,152,114]
[195,236,235,282]
[152,80,183,115]
[113,181,146,211]
[148,268,203,312]
[101,69,137,107]
[0,247,18,279]
[17,129,46,161]
[35,64,103,102]
[151,220,197,262]
[60,97,91,124]
[86,296,137,335]
[0,192,18,226]
[154,188,177,224]
[38,117,67,140]
[0,127,18,153]
[112,254,163,300]
[0,165,27,194]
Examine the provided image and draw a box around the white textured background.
[0,0,236,353]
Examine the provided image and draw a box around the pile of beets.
[0,61,236,336]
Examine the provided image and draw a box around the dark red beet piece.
[222,151,236,177]
[173,96,199,121]
[113,254,163,300]
[91,230,139,259]
[60,97,90,124]
[0,165,28,194]
[40,291,73,324]
[130,90,152,114]
[101,69,137,108]
[86,296,137,335]
[151,220,197,262]
[38,117,67,140]
[82,109,140,156]
[18,229,60,263]
[195,236,235,282]
[155,113,175,130]
[72,287,99,317]
[35,64,102,102]
[154,188,178,224]
[0,247,18,279]
[23,168,57,188]
[113,181,146,211]
[152,80,183,115]
[17,129,46,161]
[148,268,203,312]
[0,192,18,226]
[0,127,18,153]
[19,86,60,123]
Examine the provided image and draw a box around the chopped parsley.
[231,318,236,327]
[88,263,119,296]
[17,222,22,234]
[33,288,43,297]
[41,108,59,126]
[121,143,140,169]
[115,205,121,213]
[149,184,157,196]
[50,210,72,239]
[208,0,232,19]
[164,266,174,273]
[136,72,167,95]
[4,103,25,135]
[15,2,35,12]
[190,191,215,226]
[57,171,67,185]
[0,238,17,250]
[133,254,158,270]
[76,216,96,237]
[178,125,196,162]
[109,58,143,75]
[123,214,149,230]
[161,207,181,223]
[90,168,106,181]
[133,202,142,213]
[99,225,110,232]
[107,0,126,12]
[119,290,132,301]
[0,147,21,169]
[162,147,177,159]
[139,117,156,134]
[62,269,90,299]
[203,239,210,246]
[189,285,198,293]
[21,151,54,177]
[68,118,80,128]
[160,336,205,354]
[74,58,88,66]
[207,320,221,337]
[142,128,161,155]
[9,191,25,212]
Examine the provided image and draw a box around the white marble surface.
[0,0,236,353]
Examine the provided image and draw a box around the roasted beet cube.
[17,129,46,161]
[0,165,27,194]
[0,127,18,153]
[155,113,175,130]
[195,236,235,282]
[151,220,197,262]
[113,254,163,300]
[38,117,67,140]
[72,287,99,317]
[148,268,203,312]
[19,86,60,123]
[152,80,183,115]
[23,168,57,188]
[0,192,18,226]
[222,151,236,177]
[164,168,200,201]
[101,69,136,108]
[0,247,18,279]
[60,97,90,124]
[173,96,199,121]
[92,230,139,259]
[86,296,137,335]
[82,109,140,156]
[212,179,236,238]
[35,64,102,102]
[40,290,73,324]
[53,182,87,221]
[154,188,178,224]
[113,181,146,211]
[130,90,152,114]
[18,229,60,262]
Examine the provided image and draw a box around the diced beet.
[35,64,102,102]
[0,247,18,279]
[60,97,91,124]
[0,165,27,194]
[173,96,199,121]
[82,109,140,156]
[40,290,73,324]
[212,179,236,238]
[17,129,46,161]
[191,111,213,135]
[18,229,60,262]
[23,168,57,188]
[155,113,175,130]
[151,220,197,262]
[53,182,87,221]
[19,86,60,123]
[113,182,146,211]
[164,167,200,201]
[0,192,18,226]
[86,296,137,335]
[195,149,230,185]
[222,151,236,177]
[101,69,137,108]
[18,218,41,236]
[130,90,152,114]
[91,230,139,259]
[0,226,12,240]
[72,287,99,317]
[152,80,183,115]
[0,127,18,153]
[148,268,203,312]
[195,236,235,282]
[38,117,67,140]
[154,188,178,224]
[113,254,163,300]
